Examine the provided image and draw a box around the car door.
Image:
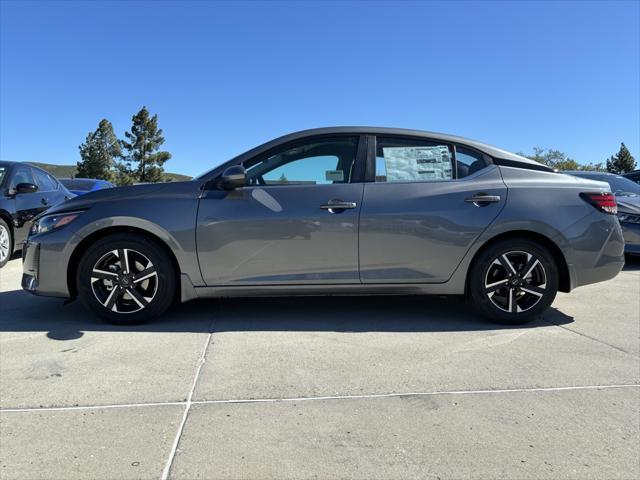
[359,135,507,283]
[196,135,365,285]
[31,168,62,209]
[10,166,43,245]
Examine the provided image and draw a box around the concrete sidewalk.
[1,256,639,479]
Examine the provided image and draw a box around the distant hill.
[25,162,192,183]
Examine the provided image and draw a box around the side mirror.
[16,182,39,194]
[217,165,246,190]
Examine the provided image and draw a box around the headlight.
[31,211,83,236]
[617,212,640,224]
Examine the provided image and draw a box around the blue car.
[59,178,114,196]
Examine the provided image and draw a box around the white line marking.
[1,384,637,414]
[191,383,640,405]
[160,327,214,480]
[0,401,185,413]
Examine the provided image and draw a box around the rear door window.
[375,137,453,182]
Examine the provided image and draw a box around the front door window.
[245,137,359,186]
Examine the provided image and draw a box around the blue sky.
[1,0,638,176]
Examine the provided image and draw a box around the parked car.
[0,161,74,268]
[59,178,114,196]
[566,171,640,256]
[22,128,625,324]
[623,170,640,185]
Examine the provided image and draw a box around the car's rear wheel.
[0,218,13,268]
[469,238,559,324]
[76,233,176,324]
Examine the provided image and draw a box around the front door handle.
[320,199,357,213]
[465,194,501,206]
[41,198,49,206]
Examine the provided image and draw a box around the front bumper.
[21,240,40,292]
[21,230,84,299]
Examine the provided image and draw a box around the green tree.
[520,147,580,171]
[120,106,171,183]
[519,147,605,172]
[606,143,636,174]
[77,119,121,181]
[113,162,136,186]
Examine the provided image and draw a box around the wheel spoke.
[133,266,157,283]
[103,287,121,311]
[126,287,149,308]
[118,248,130,274]
[91,269,118,281]
[520,284,546,297]
[499,254,517,275]
[485,279,508,293]
[508,288,518,313]
[522,256,540,279]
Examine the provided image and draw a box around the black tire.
[76,233,176,324]
[0,218,13,269]
[469,238,559,325]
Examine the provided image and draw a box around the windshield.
[0,167,5,186]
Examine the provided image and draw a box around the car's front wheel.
[0,218,13,269]
[76,233,176,324]
[469,238,559,324]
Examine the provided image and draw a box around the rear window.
[61,179,96,190]
[0,167,6,186]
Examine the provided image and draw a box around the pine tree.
[77,119,121,180]
[120,107,172,183]
[606,143,637,174]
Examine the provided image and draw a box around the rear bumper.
[559,212,625,290]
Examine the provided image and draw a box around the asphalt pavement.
[1,254,638,479]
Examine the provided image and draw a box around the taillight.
[580,192,617,215]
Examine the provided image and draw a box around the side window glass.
[11,166,35,189]
[245,137,359,186]
[375,137,453,183]
[456,146,487,178]
[32,169,56,191]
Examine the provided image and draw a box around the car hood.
[616,195,640,214]
[43,181,199,215]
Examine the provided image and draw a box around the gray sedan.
[22,127,625,325]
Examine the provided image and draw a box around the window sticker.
[325,170,344,182]
[382,146,452,182]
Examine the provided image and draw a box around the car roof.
[278,127,534,159]
[243,126,546,166]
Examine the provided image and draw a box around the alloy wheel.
[484,250,547,313]
[0,225,10,263]
[90,248,159,314]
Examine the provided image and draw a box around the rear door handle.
[41,198,49,206]
[465,194,501,206]
[320,199,357,212]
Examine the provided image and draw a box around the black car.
[623,170,640,185]
[0,161,74,268]
[567,171,640,256]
